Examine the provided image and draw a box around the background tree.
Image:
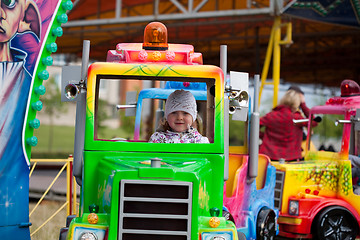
[40,77,67,152]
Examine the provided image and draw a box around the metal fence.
[29,157,78,237]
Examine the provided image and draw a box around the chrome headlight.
[289,200,299,216]
[201,231,233,240]
[80,232,97,240]
[73,226,106,240]
[212,236,226,240]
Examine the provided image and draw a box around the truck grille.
[274,170,285,210]
[118,180,192,240]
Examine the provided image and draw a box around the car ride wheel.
[256,207,276,240]
[315,207,358,240]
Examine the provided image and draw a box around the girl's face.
[167,111,193,133]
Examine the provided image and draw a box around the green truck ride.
[59,22,275,240]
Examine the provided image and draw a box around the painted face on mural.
[0,0,40,61]
[0,0,26,43]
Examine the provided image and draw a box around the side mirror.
[227,71,249,121]
[64,84,80,100]
[61,66,82,102]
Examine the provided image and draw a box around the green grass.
[32,125,75,158]
[34,125,75,152]
[97,126,132,140]
[32,124,131,158]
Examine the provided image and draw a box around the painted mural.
[0,0,70,238]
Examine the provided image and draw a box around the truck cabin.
[95,78,214,143]
[87,22,227,146]
[305,79,360,161]
[60,22,250,240]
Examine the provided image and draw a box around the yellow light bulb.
[87,213,98,224]
[209,216,220,228]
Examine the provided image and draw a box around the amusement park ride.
[57,22,360,240]
[1,1,360,240]
[0,0,73,238]
[274,79,360,239]
[58,21,277,240]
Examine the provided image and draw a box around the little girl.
[149,89,209,143]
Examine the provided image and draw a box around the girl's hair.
[156,118,171,132]
[192,114,204,134]
[279,89,301,111]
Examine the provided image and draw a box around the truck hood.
[99,154,212,179]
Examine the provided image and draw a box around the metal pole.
[220,45,229,181]
[115,0,122,18]
[73,40,90,186]
[259,22,275,107]
[272,16,281,108]
[248,75,260,183]
[66,159,71,215]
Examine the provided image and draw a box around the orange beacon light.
[142,22,169,50]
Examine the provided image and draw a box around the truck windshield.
[309,114,344,152]
[94,76,215,142]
